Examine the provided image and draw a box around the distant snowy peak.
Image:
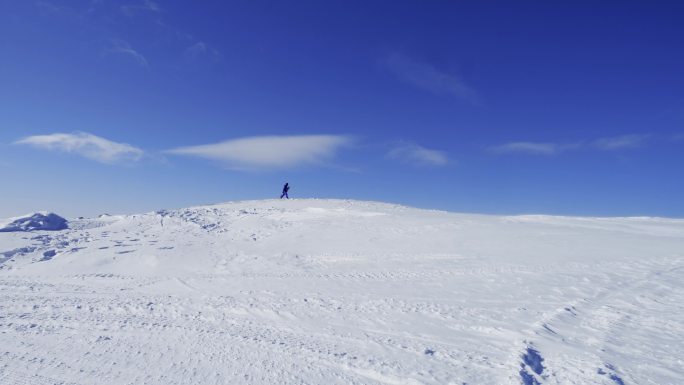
[0,212,68,232]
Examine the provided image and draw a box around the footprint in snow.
[41,250,57,261]
[519,346,545,385]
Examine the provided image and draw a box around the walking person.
[280,182,290,199]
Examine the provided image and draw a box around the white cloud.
[15,132,144,164]
[36,1,71,15]
[184,41,221,61]
[388,143,449,166]
[165,135,352,170]
[491,134,650,156]
[592,134,649,150]
[386,53,478,103]
[121,0,160,16]
[107,39,148,67]
[489,142,560,155]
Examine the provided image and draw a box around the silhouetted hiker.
[280,183,290,199]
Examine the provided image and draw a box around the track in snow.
[1,199,683,384]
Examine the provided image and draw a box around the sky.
[1,1,683,218]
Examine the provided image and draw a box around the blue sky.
[1,1,683,218]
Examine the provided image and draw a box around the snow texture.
[1,199,683,385]
[0,212,68,232]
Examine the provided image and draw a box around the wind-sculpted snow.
[1,199,684,384]
[0,212,68,232]
[520,347,545,384]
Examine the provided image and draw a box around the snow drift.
[0,199,683,385]
[0,212,68,232]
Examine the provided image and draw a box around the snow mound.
[0,212,68,232]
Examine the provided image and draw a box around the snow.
[0,199,683,384]
[0,212,68,232]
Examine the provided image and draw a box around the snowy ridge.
[1,199,683,384]
[0,212,68,232]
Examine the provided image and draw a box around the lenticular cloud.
[166,135,352,170]
[15,132,144,164]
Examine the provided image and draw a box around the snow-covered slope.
[1,199,683,385]
[0,212,68,232]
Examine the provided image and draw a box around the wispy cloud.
[35,1,98,19]
[184,41,221,61]
[592,134,649,150]
[489,142,561,155]
[673,133,684,141]
[36,1,72,15]
[15,132,144,164]
[107,39,148,67]
[121,0,160,16]
[165,135,353,170]
[490,134,650,156]
[387,143,449,166]
[386,53,478,103]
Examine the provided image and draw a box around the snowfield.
[1,199,683,385]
